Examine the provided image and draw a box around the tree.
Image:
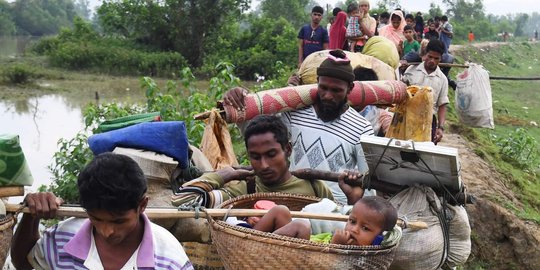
[428,2,443,19]
[11,0,76,35]
[97,0,250,67]
[442,0,485,21]
[514,13,529,36]
[0,0,16,35]
[259,0,309,28]
[376,0,401,11]
[74,0,91,20]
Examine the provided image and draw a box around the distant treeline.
[3,0,540,79]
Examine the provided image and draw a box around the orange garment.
[468,32,475,42]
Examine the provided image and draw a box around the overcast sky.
[87,0,539,16]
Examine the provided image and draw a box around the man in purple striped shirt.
[11,152,193,270]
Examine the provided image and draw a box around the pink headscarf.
[378,10,406,47]
[329,11,347,50]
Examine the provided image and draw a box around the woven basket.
[0,214,15,268]
[211,193,398,270]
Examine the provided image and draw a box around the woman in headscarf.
[378,10,406,49]
[329,9,348,50]
[355,0,377,51]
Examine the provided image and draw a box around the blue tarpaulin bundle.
[88,121,189,169]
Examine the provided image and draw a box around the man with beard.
[224,50,374,204]
[402,39,449,144]
[173,115,338,208]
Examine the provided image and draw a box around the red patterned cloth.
[222,80,407,123]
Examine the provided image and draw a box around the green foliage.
[142,63,241,145]
[0,1,16,35]
[97,0,250,67]
[2,64,36,84]
[47,133,93,203]
[47,63,245,201]
[494,128,539,170]
[202,15,297,80]
[450,43,540,223]
[11,0,76,35]
[260,0,309,27]
[32,18,188,76]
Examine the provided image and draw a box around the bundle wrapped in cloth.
[298,49,396,84]
[222,80,407,123]
[0,134,34,186]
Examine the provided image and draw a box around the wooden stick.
[489,76,540,80]
[6,204,427,230]
[405,62,470,68]
[0,186,25,197]
[193,110,225,120]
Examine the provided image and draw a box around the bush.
[32,18,188,77]
[47,63,244,202]
[2,64,36,84]
[495,128,539,171]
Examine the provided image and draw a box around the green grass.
[451,42,540,223]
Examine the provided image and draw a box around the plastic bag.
[455,63,494,128]
[199,109,238,170]
[0,134,34,186]
[386,86,433,142]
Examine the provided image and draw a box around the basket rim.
[210,219,396,255]
[210,192,397,255]
[215,192,323,209]
[0,214,15,231]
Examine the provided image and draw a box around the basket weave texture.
[0,214,15,268]
[211,193,398,270]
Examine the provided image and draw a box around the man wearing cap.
[298,6,329,67]
[224,50,374,204]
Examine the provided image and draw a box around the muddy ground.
[440,132,540,269]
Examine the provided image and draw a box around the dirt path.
[439,133,540,269]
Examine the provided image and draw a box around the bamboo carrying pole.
[0,186,25,197]
[5,204,428,230]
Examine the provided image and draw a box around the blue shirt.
[298,25,329,60]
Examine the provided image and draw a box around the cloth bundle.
[96,112,161,133]
[88,121,190,168]
[222,80,407,123]
[0,134,34,186]
[298,50,396,84]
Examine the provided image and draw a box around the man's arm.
[11,192,62,270]
[434,104,447,143]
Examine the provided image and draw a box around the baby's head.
[345,196,398,245]
[347,3,360,16]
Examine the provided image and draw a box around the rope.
[369,138,394,190]
[489,76,540,80]
[411,141,459,204]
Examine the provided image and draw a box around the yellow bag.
[386,86,433,142]
[199,109,238,170]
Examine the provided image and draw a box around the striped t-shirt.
[28,214,193,270]
[282,106,374,204]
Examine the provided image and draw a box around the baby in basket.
[230,196,397,246]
